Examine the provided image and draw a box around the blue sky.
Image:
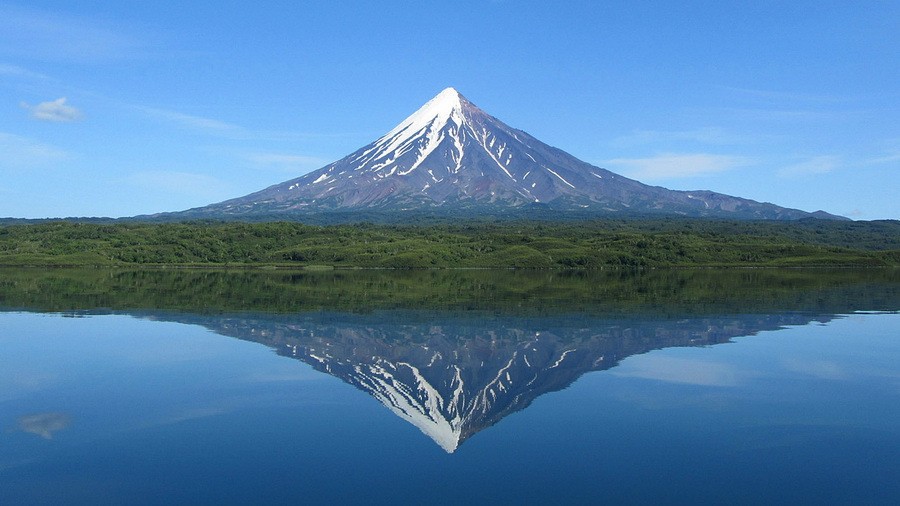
[1,1,897,219]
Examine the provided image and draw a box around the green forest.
[0,218,898,268]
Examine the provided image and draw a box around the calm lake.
[1,268,898,505]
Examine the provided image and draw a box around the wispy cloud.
[612,355,741,387]
[245,152,328,172]
[778,155,840,177]
[712,86,870,123]
[0,63,48,79]
[604,153,751,181]
[0,5,149,63]
[722,86,849,104]
[21,97,83,122]
[125,170,233,200]
[0,132,70,167]
[612,127,745,147]
[718,107,840,122]
[134,104,359,143]
[149,407,230,427]
[136,105,244,135]
[866,152,900,165]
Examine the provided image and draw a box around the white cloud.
[778,155,840,177]
[0,132,70,167]
[604,153,751,181]
[23,97,83,122]
[612,355,741,387]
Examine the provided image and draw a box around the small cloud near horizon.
[22,97,83,122]
[778,155,840,178]
[245,152,329,172]
[603,153,751,181]
[125,170,234,200]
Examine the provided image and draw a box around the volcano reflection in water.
[161,310,834,452]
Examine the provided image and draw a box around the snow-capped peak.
[372,88,469,155]
[424,87,465,115]
[433,86,463,105]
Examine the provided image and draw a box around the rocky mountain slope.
[160,88,843,220]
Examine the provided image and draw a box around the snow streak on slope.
[334,87,470,182]
[373,87,467,175]
[295,333,594,453]
[352,360,464,453]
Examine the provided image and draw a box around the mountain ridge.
[151,87,846,221]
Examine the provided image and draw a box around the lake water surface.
[1,268,898,505]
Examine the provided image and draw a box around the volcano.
[166,87,843,220]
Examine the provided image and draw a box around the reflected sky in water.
[0,269,898,504]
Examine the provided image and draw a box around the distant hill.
[147,88,846,221]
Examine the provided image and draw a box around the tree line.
[0,219,897,268]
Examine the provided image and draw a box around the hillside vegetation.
[0,219,897,268]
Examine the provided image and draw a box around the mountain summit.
[172,87,843,220]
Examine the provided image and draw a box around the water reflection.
[1,268,897,452]
[161,310,841,452]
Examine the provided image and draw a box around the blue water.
[1,273,899,505]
